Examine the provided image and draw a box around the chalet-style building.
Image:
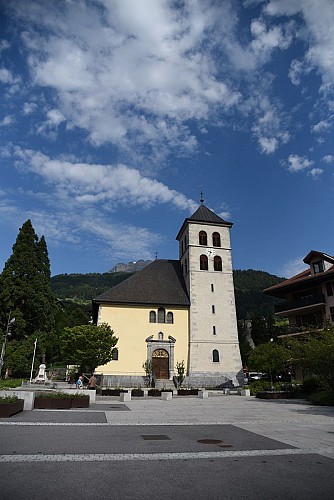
[264,251,334,329]
[93,203,243,388]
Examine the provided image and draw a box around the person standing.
[88,374,97,390]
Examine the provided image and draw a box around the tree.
[248,342,289,381]
[60,323,118,373]
[0,220,56,376]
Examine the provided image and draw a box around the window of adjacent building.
[200,254,208,270]
[213,325,216,335]
[149,311,156,323]
[213,255,222,271]
[212,232,221,247]
[112,348,118,360]
[313,261,324,274]
[212,305,215,314]
[211,284,214,292]
[158,307,166,323]
[212,349,219,362]
[199,231,207,246]
[167,312,174,324]
[326,282,333,297]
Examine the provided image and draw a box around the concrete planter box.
[241,389,251,396]
[178,389,198,396]
[0,399,24,418]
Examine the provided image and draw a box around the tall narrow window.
[149,311,156,323]
[212,305,215,314]
[158,307,166,323]
[212,349,219,362]
[213,325,216,335]
[199,231,207,246]
[326,282,333,297]
[112,348,119,360]
[214,255,222,271]
[166,312,174,324]
[212,232,221,247]
[211,284,214,292]
[200,254,208,270]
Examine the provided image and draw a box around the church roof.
[176,204,232,240]
[93,259,190,307]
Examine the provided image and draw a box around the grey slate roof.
[176,204,232,240]
[93,259,190,307]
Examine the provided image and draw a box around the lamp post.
[0,313,16,378]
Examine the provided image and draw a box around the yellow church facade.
[93,203,243,388]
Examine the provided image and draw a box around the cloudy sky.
[0,0,333,278]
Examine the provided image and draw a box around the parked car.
[244,372,264,384]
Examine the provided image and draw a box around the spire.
[200,187,204,205]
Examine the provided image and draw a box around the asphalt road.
[1,420,334,499]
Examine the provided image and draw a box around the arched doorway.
[152,349,169,379]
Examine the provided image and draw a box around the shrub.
[0,379,24,389]
[308,390,334,406]
[35,392,72,399]
[301,376,325,395]
[0,395,19,403]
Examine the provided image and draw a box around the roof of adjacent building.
[93,259,190,307]
[176,204,232,240]
[264,251,334,298]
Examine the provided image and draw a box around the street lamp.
[0,314,16,378]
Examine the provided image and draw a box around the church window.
[167,312,174,324]
[213,326,216,335]
[212,232,221,247]
[149,311,156,323]
[200,254,208,270]
[214,256,222,271]
[158,307,166,323]
[212,349,219,362]
[112,348,119,361]
[212,305,215,314]
[211,284,214,292]
[158,332,164,340]
[199,231,207,245]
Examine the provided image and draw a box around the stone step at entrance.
[154,379,175,390]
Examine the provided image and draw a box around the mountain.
[51,268,284,319]
[108,260,152,273]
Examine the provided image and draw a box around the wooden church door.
[152,349,169,379]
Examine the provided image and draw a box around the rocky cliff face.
[109,259,152,273]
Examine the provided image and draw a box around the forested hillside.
[51,268,284,319]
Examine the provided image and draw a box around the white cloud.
[308,168,323,179]
[323,154,334,164]
[0,116,13,126]
[11,147,197,212]
[287,154,314,173]
[0,68,14,84]
[22,102,38,115]
[311,119,332,134]
[280,256,308,278]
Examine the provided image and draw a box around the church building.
[93,202,243,388]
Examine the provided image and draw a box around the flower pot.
[0,399,24,418]
[71,396,90,408]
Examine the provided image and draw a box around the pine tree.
[0,220,56,376]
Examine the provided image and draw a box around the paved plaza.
[0,394,334,499]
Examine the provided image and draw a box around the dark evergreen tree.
[0,220,56,376]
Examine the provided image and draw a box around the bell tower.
[176,201,242,386]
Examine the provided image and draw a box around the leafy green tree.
[0,220,56,375]
[248,342,289,381]
[60,323,118,373]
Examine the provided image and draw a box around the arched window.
[112,348,119,361]
[212,349,219,362]
[200,254,208,270]
[199,231,207,246]
[212,232,221,247]
[158,307,166,323]
[214,255,222,271]
[166,312,174,324]
[149,311,156,323]
[158,332,164,340]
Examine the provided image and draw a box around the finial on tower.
[155,251,158,260]
[200,187,204,205]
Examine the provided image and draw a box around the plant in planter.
[34,392,72,409]
[177,389,198,396]
[131,388,144,397]
[175,360,185,388]
[0,395,24,417]
[71,393,90,408]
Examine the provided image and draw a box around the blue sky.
[0,0,333,278]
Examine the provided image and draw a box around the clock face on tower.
[206,248,216,257]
